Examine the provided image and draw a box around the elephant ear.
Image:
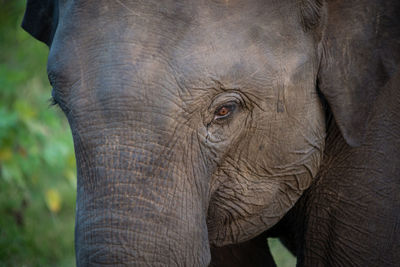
[21,0,59,46]
[317,0,400,146]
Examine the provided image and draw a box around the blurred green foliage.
[0,1,295,266]
[0,0,76,266]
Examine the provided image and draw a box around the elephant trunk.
[49,25,213,264]
[73,131,211,266]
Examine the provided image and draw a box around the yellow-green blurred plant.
[0,1,76,266]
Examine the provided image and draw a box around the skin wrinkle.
[76,122,206,264]
[41,0,331,265]
[224,156,311,191]
[209,159,306,216]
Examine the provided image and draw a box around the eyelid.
[213,101,240,122]
[208,92,244,112]
[214,101,239,114]
[203,91,248,126]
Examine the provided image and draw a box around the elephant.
[22,0,400,266]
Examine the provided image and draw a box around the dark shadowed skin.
[267,2,400,266]
[22,0,400,266]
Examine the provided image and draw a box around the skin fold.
[22,0,399,266]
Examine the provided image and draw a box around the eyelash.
[49,96,59,107]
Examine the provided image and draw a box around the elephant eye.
[214,102,237,120]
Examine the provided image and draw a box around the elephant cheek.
[207,136,324,246]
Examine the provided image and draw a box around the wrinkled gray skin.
[22,0,400,266]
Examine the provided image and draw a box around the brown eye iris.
[217,106,229,116]
[214,103,237,120]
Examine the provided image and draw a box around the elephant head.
[22,0,392,265]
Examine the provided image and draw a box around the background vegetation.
[0,1,295,266]
[0,1,76,266]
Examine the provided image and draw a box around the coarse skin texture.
[21,0,400,266]
[266,1,400,266]
[277,73,400,266]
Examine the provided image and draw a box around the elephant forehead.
[171,35,313,90]
[50,0,315,108]
[167,5,313,90]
